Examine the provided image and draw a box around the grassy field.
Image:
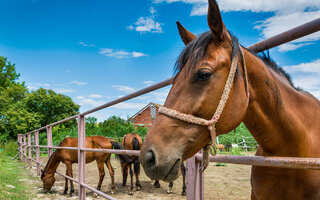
[0,155,35,200]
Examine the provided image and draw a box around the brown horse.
[216,144,225,152]
[41,135,127,195]
[140,0,320,199]
[120,133,142,195]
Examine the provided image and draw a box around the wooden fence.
[17,17,320,200]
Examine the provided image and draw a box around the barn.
[130,102,162,128]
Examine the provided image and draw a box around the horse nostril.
[145,150,156,168]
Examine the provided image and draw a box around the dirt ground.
[28,157,252,200]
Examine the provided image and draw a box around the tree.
[86,117,97,128]
[0,57,21,90]
[23,88,80,127]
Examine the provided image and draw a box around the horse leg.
[96,160,105,191]
[134,159,141,190]
[181,162,186,196]
[66,162,74,196]
[122,165,128,187]
[154,180,161,188]
[63,165,68,195]
[105,156,115,194]
[129,164,134,195]
[167,182,173,194]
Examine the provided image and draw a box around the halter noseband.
[158,46,249,172]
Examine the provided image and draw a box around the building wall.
[133,106,160,128]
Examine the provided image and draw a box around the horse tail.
[132,137,140,151]
[110,140,131,164]
[132,137,140,175]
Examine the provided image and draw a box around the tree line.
[0,57,147,144]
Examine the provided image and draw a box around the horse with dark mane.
[41,135,127,195]
[140,0,320,199]
[119,133,142,195]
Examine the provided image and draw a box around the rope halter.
[158,46,249,172]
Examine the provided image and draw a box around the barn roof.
[130,102,162,120]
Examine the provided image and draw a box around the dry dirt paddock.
[29,157,252,200]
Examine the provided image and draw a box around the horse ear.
[207,0,229,42]
[176,21,197,45]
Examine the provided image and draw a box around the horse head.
[41,169,55,193]
[140,0,249,182]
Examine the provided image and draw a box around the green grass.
[0,148,34,199]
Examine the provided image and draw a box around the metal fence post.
[35,130,40,175]
[78,115,86,200]
[186,152,204,200]
[46,126,53,157]
[18,134,23,161]
[242,136,248,152]
[28,133,32,168]
[23,134,27,163]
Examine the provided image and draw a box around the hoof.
[110,189,115,194]
[63,191,68,195]
[136,186,141,191]
[68,193,73,197]
[93,193,99,197]
[154,183,160,188]
[129,190,134,195]
[167,189,173,194]
[181,191,186,196]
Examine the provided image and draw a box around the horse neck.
[45,151,60,174]
[242,49,320,156]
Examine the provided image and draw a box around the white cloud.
[27,83,50,91]
[99,48,147,58]
[154,0,320,52]
[254,10,320,52]
[71,81,87,86]
[277,43,314,52]
[127,7,163,34]
[143,80,154,85]
[111,102,146,109]
[53,88,73,93]
[89,94,103,98]
[76,96,85,100]
[284,59,320,74]
[132,52,148,57]
[283,59,320,94]
[112,85,135,93]
[79,98,106,107]
[78,41,96,47]
[154,0,320,15]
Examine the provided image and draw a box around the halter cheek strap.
[159,46,249,172]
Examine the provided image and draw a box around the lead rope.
[159,46,249,173]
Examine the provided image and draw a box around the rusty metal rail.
[196,154,320,170]
[18,17,320,200]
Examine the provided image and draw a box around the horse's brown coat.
[140,0,320,199]
[41,136,117,194]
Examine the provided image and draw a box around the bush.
[0,140,18,157]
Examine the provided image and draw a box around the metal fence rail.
[17,17,320,200]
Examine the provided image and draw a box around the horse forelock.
[174,31,240,80]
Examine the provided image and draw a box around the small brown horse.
[216,144,225,152]
[140,0,320,199]
[120,133,142,195]
[153,162,186,195]
[41,136,126,195]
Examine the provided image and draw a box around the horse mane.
[174,30,301,91]
[44,141,63,172]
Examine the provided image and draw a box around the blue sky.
[1,0,320,121]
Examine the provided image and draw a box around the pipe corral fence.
[17,17,320,200]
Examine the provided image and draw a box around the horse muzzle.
[140,147,181,182]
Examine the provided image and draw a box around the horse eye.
[197,70,212,81]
